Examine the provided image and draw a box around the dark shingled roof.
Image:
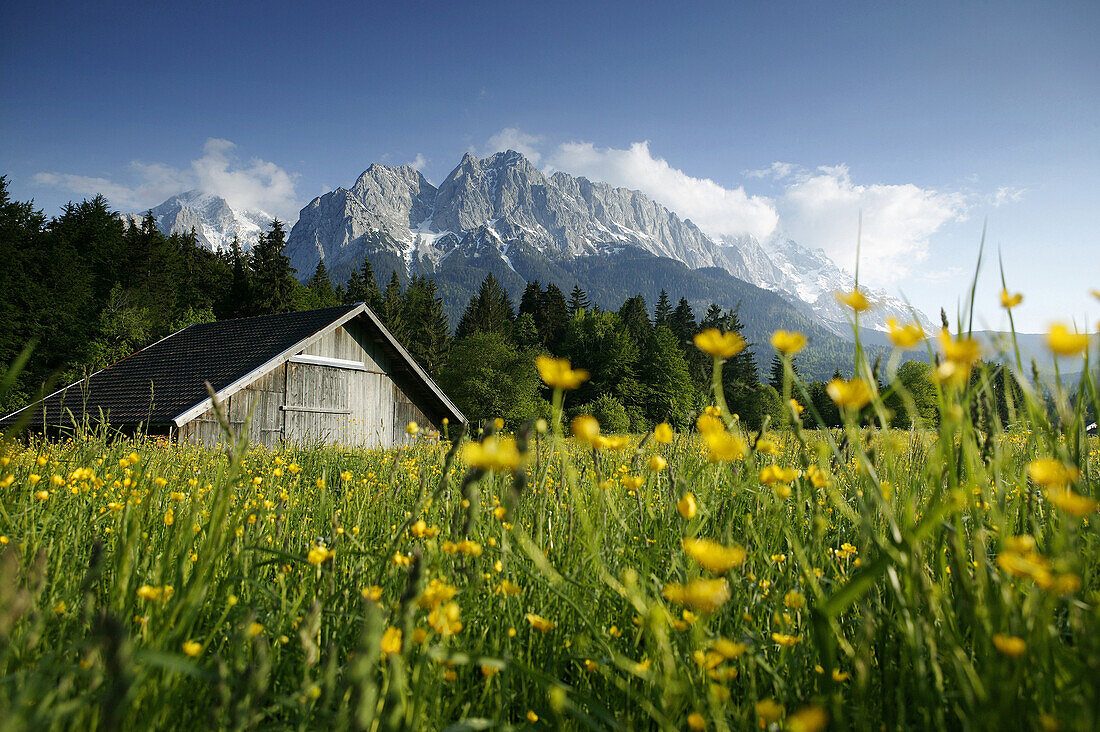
[2,305,360,429]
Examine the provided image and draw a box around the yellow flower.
[886,317,925,348]
[835,288,872,312]
[787,706,829,732]
[687,712,706,730]
[783,590,805,609]
[662,578,731,612]
[163,509,174,526]
[34,490,49,501]
[992,633,1026,657]
[1045,488,1098,517]
[702,429,747,463]
[939,330,982,364]
[771,330,807,355]
[525,613,557,632]
[405,421,419,435]
[1027,458,1079,489]
[461,436,522,472]
[756,438,779,455]
[480,663,499,677]
[380,626,402,656]
[682,537,747,573]
[307,546,335,565]
[1000,289,1023,309]
[756,699,784,725]
[677,492,698,519]
[136,585,164,601]
[653,422,674,444]
[826,378,873,410]
[772,632,802,647]
[571,415,601,447]
[710,638,748,659]
[428,601,463,635]
[648,454,667,472]
[248,622,264,637]
[1045,323,1088,356]
[759,464,798,484]
[693,328,746,359]
[361,585,383,601]
[536,355,589,390]
[415,581,459,607]
[182,641,202,657]
[526,711,539,723]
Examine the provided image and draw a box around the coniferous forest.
[0,179,951,429]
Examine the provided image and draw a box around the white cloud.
[485,128,544,165]
[743,161,796,180]
[34,138,301,220]
[406,153,428,171]
[547,140,780,241]
[777,164,968,282]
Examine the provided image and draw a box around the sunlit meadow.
[1,288,1098,731]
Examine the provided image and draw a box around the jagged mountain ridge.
[122,190,273,252]
[286,151,928,335]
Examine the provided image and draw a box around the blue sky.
[2,0,1097,332]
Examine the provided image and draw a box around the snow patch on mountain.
[122,190,273,252]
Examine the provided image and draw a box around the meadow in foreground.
[1,291,1098,731]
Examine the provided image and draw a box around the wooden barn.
[0,304,465,448]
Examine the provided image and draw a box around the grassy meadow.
[1,311,1099,731]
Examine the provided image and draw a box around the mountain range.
[122,190,273,252]
[126,151,936,378]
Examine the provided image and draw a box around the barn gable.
[1,304,465,448]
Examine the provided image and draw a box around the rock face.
[122,190,272,252]
[284,150,929,334]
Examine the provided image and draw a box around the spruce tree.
[455,272,515,340]
[307,260,338,307]
[568,285,590,316]
[540,283,569,350]
[381,271,407,341]
[402,276,450,374]
[345,254,383,311]
[224,237,251,318]
[518,280,543,319]
[669,297,697,346]
[248,220,297,314]
[654,289,673,328]
[618,295,651,344]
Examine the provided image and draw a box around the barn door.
[393,384,426,446]
[284,362,350,444]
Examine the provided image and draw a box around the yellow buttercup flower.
[1000,289,1023,309]
[662,578,731,612]
[182,641,202,657]
[307,546,335,565]
[759,465,798,484]
[405,421,419,435]
[1045,323,1088,356]
[687,712,706,730]
[682,537,747,573]
[1044,488,1098,517]
[756,699,784,725]
[693,328,746,359]
[461,436,522,472]
[835,288,872,312]
[826,378,874,410]
[939,330,981,364]
[380,626,402,656]
[772,632,802,646]
[653,422,674,444]
[525,613,557,632]
[787,706,829,732]
[571,415,601,447]
[992,633,1026,657]
[886,318,925,349]
[703,430,747,463]
[676,492,698,519]
[1027,458,1079,489]
[771,330,807,355]
[648,454,667,472]
[536,355,589,390]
